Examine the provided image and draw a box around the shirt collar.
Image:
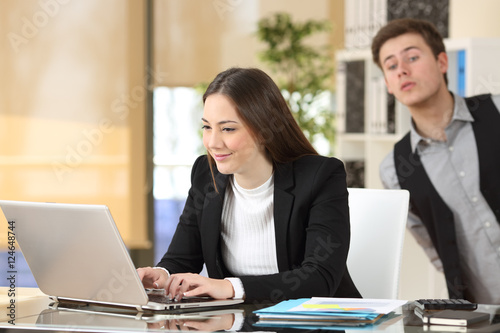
[409,92,474,153]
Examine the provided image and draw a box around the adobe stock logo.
[212,0,242,20]
[7,0,71,53]
[51,119,115,182]
[95,267,136,302]
[50,65,167,183]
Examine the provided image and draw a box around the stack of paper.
[254,297,407,329]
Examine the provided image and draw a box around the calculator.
[415,299,478,311]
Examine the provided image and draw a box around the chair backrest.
[346,188,409,299]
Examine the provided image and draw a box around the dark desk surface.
[2,288,500,332]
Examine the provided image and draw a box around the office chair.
[346,188,410,299]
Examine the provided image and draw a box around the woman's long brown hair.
[202,67,318,190]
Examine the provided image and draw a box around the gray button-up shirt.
[380,93,500,304]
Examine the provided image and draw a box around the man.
[372,18,500,303]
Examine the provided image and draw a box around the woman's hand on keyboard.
[136,266,169,289]
[165,273,235,300]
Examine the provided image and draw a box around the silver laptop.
[0,200,243,311]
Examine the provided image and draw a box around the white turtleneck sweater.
[221,173,279,276]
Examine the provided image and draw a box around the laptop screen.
[0,201,149,307]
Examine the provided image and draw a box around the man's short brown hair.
[372,18,446,68]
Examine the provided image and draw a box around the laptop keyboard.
[147,291,214,305]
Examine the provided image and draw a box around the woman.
[138,67,360,302]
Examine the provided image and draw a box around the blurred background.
[2,0,500,301]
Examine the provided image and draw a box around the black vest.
[394,94,500,300]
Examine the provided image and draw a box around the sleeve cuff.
[224,277,245,300]
[153,266,170,277]
[229,311,245,331]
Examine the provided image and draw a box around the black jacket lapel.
[200,172,229,278]
[273,162,295,271]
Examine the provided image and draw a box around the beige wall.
[450,0,500,38]
[0,0,148,249]
[154,0,343,87]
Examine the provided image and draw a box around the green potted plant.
[257,12,336,155]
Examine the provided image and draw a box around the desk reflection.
[35,302,244,331]
[146,312,235,331]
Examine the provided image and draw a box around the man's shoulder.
[464,93,500,110]
[380,150,395,169]
[491,94,500,109]
[379,150,400,190]
[394,131,412,146]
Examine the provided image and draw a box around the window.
[153,87,203,263]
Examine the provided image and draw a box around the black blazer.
[158,155,361,301]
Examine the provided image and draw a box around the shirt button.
[459,171,465,177]
[449,146,454,152]
[471,197,478,203]
[485,221,491,228]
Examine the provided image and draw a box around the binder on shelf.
[344,0,449,50]
[345,0,387,49]
[344,0,355,49]
[357,0,370,48]
[442,48,466,97]
[369,76,392,134]
[378,78,388,134]
[336,62,347,133]
[345,60,365,133]
[457,50,466,97]
[374,0,387,35]
[369,76,379,133]
[387,92,396,134]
